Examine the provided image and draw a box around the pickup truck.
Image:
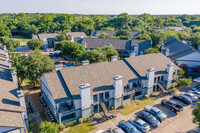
[144,105,167,122]
[161,99,183,113]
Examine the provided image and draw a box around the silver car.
[144,105,167,121]
[108,126,124,133]
[129,117,150,132]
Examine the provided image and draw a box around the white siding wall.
[177,52,200,67]
[40,75,56,109]
[74,99,81,109]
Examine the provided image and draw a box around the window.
[93,95,98,103]
[105,91,109,100]
[123,95,131,100]
[135,91,143,96]
[106,43,112,47]
[161,76,164,81]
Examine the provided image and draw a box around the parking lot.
[92,82,200,133]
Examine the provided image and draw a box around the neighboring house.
[162,26,186,32]
[40,53,178,124]
[32,32,88,49]
[90,30,140,38]
[75,38,151,57]
[162,37,200,67]
[0,45,28,133]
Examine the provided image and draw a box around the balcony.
[58,103,75,114]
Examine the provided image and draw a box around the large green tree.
[39,121,59,133]
[11,53,28,89]
[100,46,119,61]
[0,37,20,51]
[61,41,85,59]
[143,48,160,54]
[178,78,192,87]
[0,24,10,37]
[27,39,44,50]
[56,32,72,42]
[78,49,106,63]
[27,50,54,87]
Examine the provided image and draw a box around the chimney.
[54,64,63,71]
[129,52,135,57]
[71,37,74,42]
[3,45,7,51]
[111,55,118,62]
[17,90,29,130]
[11,70,17,83]
[80,35,84,38]
[79,83,91,118]
[165,49,170,56]
[146,68,155,96]
[113,75,123,109]
[133,45,139,56]
[8,59,12,68]
[81,60,89,65]
[164,63,174,82]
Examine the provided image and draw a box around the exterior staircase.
[158,83,169,96]
[100,102,109,116]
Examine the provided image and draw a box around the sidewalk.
[22,82,43,127]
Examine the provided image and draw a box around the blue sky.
[0,0,200,14]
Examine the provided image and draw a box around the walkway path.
[22,82,42,126]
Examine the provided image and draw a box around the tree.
[177,68,185,77]
[192,102,200,127]
[39,121,59,133]
[0,37,20,51]
[78,49,106,63]
[0,24,10,37]
[27,39,44,50]
[98,33,111,39]
[11,53,28,89]
[56,32,72,42]
[178,78,192,87]
[100,46,119,61]
[101,27,115,31]
[143,48,160,54]
[27,50,54,88]
[61,41,85,59]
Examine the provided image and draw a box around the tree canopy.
[178,78,192,87]
[27,39,44,50]
[39,121,59,133]
[61,41,85,59]
[143,48,160,54]
[0,37,20,51]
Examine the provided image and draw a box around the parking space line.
[157,105,177,116]
[152,106,194,133]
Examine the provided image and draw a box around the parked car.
[161,99,183,113]
[128,117,150,132]
[108,126,125,133]
[144,105,167,122]
[191,91,200,99]
[138,111,160,127]
[173,94,192,104]
[183,93,198,102]
[119,120,141,133]
[96,130,106,133]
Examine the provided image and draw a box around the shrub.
[171,83,178,88]
[87,117,93,122]
[179,78,192,87]
[121,104,125,108]
[28,117,32,123]
[144,95,149,99]
[29,123,33,130]
[91,113,94,117]
[78,118,83,124]
[59,124,65,131]
[64,120,77,128]
[110,106,113,110]
[83,118,87,122]
[170,88,179,92]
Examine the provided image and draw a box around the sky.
[0,0,200,15]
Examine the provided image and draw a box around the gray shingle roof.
[43,53,177,101]
[125,53,179,77]
[163,37,197,60]
[77,38,151,51]
[90,31,140,38]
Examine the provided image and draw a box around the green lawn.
[65,123,96,133]
[12,35,31,42]
[119,97,156,115]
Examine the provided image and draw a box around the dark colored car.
[173,94,192,104]
[161,99,183,113]
[119,120,140,133]
[138,111,160,127]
